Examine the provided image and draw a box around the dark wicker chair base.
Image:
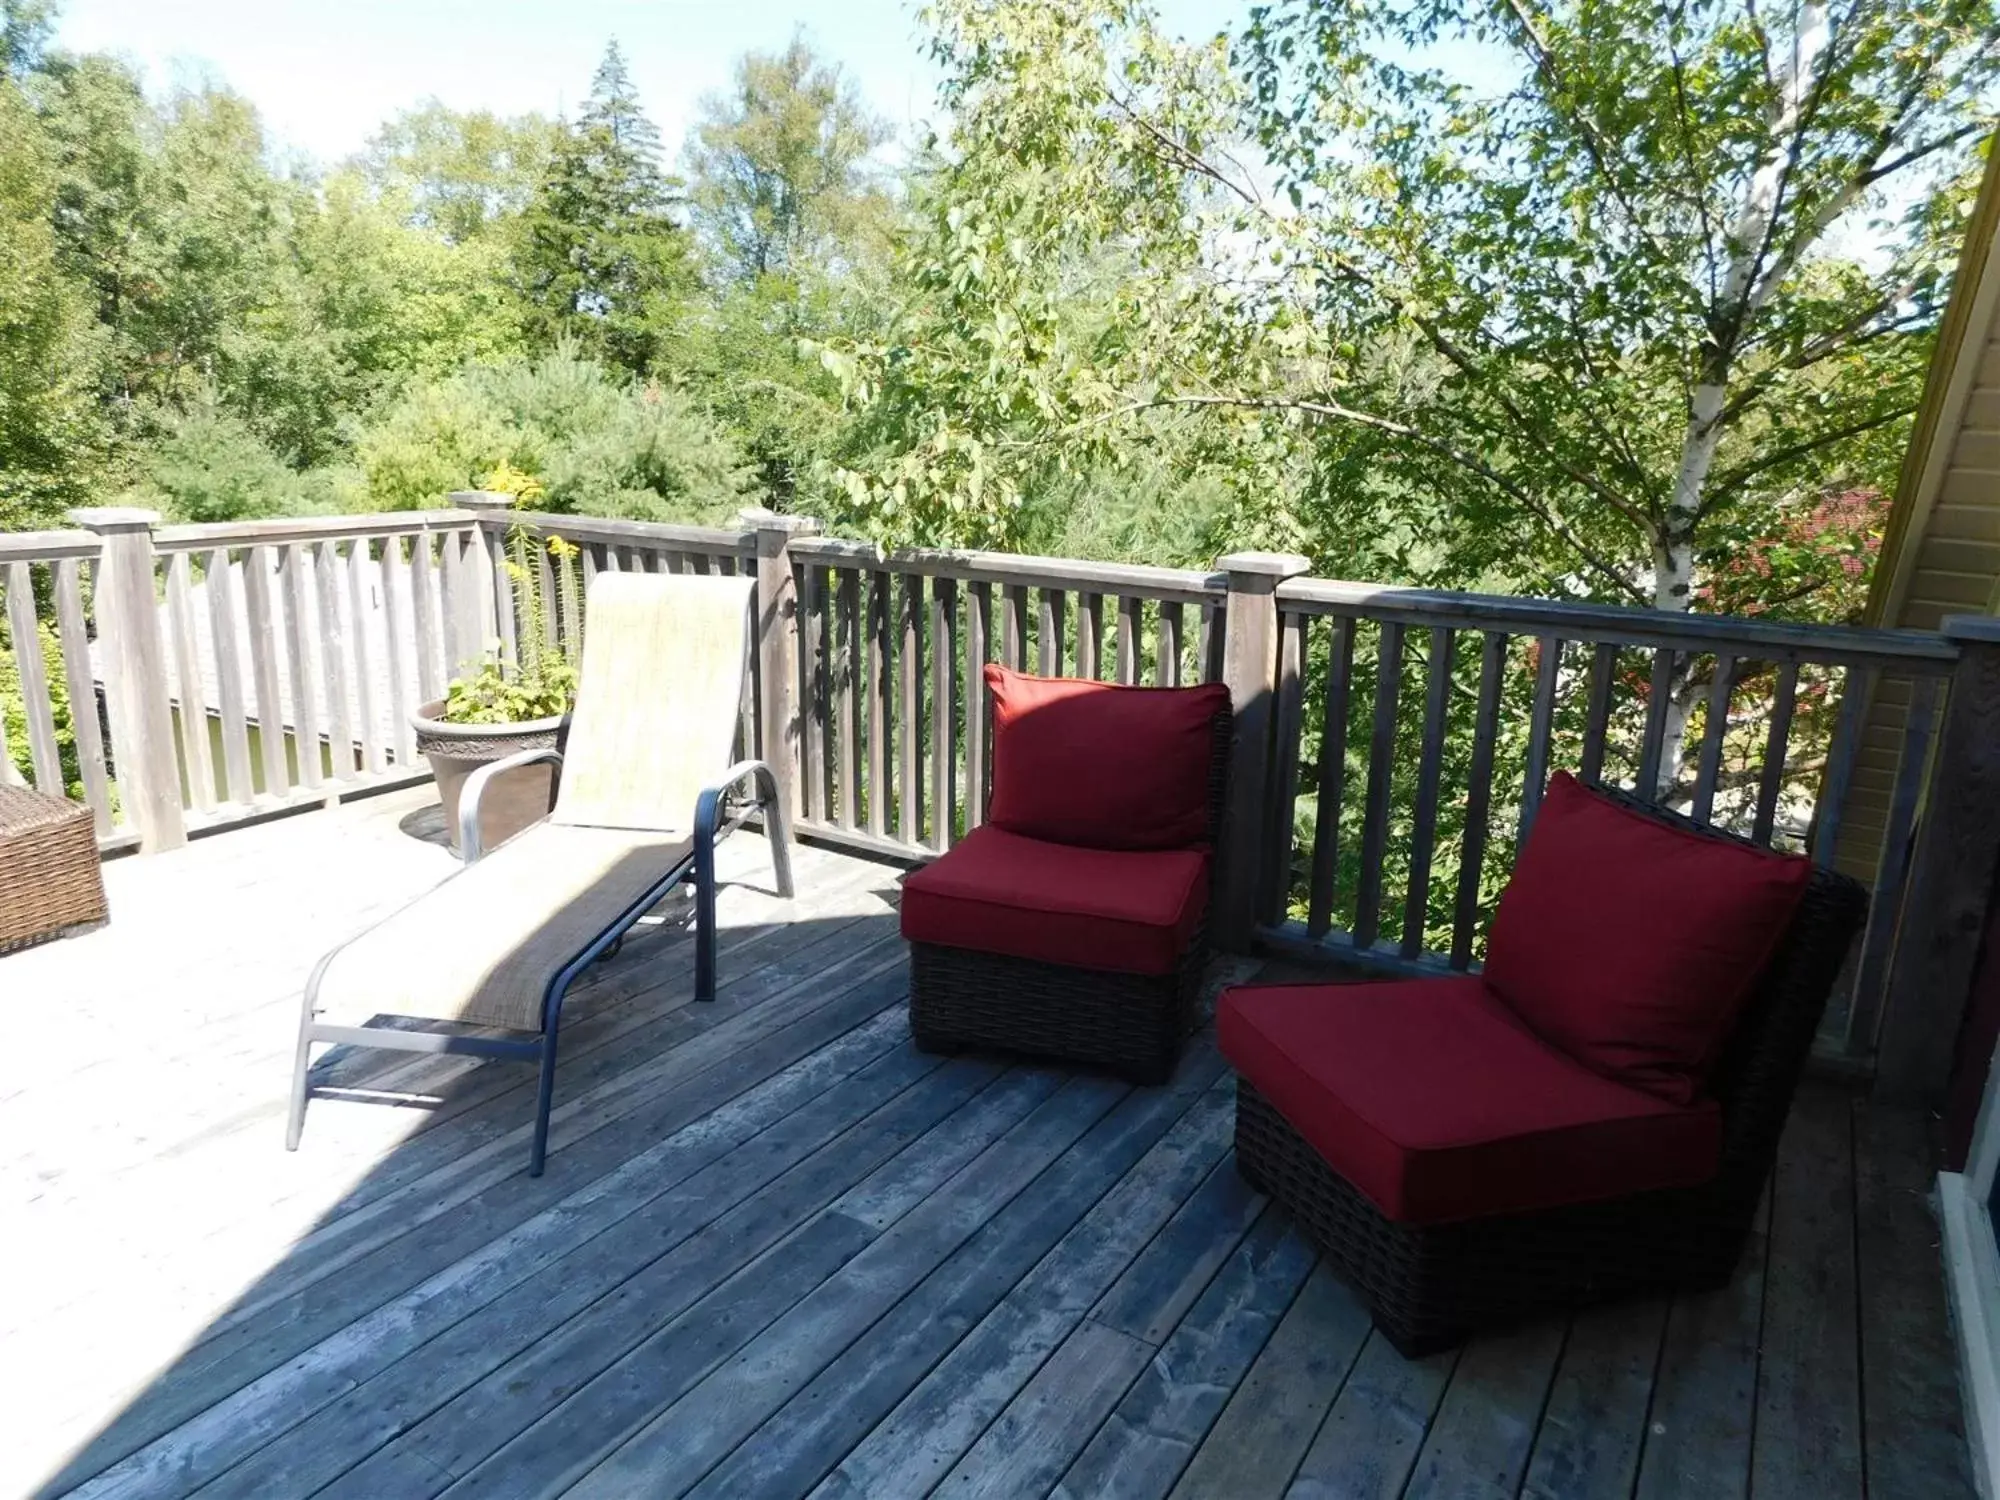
[1235,856,1868,1356]
[909,936,1205,1085]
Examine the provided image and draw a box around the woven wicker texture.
[1235,793,1868,1356]
[553,571,753,833]
[0,784,107,953]
[910,925,1207,1083]
[907,709,1231,1082]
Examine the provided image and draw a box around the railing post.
[1875,616,2000,1104]
[743,509,822,825]
[68,507,187,854]
[1214,551,1311,951]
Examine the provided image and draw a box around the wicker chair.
[1226,787,1867,1355]
[0,784,108,954]
[904,676,1231,1085]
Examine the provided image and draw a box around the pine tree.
[513,39,690,374]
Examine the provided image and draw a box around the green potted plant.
[413,475,579,853]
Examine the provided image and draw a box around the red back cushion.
[984,665,1230,850]
[1483,772,1813,1104]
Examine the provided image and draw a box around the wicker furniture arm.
[0,786,107,954]
[1234,791,1868,1356]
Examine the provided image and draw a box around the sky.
[49,0,1246,169]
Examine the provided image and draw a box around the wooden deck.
[1,787,1975,1499]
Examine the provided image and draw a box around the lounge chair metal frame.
[286,752,791,1176]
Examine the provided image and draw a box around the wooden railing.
[6,501,1998,1098]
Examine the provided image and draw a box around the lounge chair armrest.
[695,759,794,899]
[459,747,565,863]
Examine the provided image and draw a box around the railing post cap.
[1942,613,2000,647]
[67,506,160,532]
[739,508,822,536]
[447,490,517,512]
[1217,551,1312,580]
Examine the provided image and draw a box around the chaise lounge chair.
[285,570,794,1176]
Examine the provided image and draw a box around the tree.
[1231,0,1993,617]
[824,0,1994,784]
[358,100,557,243]
[684,33,892,281]
[513,42,692,374]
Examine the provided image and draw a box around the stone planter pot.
[412,701,565,855]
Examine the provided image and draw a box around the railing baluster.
[380,539,418,767]
[1201,600,1226,682]
[3,562,61,793]
[1845,671,1941,1053]
[1451,631,1508,969]
[1811,663,1872,866]
[966,581,991,828]
[1038,588,1065,676]
[1517,634,1562,846]
[1259,612,1307,926]
[438,529,465,678]
[1402,626,1455,958]
[53,558,111,829]
[1752,661,1799,846]
[1077,592,1102,680]
[345,541,383,775]
[409,532,443,707]
[931,577,957,852]
[799,565,826,826]
[1116,596,1140,684]
[866,569,890,837]
[1353,620,1403,951]
[899,574,924,845]
[535,540,559,654]
[1579,641,1617,784]
[837,569,860,830]
[242,546,290,795]
[1003,584,1028,671]
[1690,655,1735,825]
[1635,647,1678,800]
[282,543,323,790]
[165,553,217,809]
[1306,616,1354,937]
[203,547,255,801]
[1157,601,1184,687]
[316,540,358,780]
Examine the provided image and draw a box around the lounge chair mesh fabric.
[312,573,752,1032]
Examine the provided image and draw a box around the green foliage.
[684,32,892,281]
[140,403,316,523]
[359,101,556,244]
[356,345,753,519]
[0,70,107,530]
[440,513,579,725]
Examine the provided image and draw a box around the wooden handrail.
[1277,576,1960,669]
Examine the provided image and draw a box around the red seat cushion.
[1218,977,1722,1225]
[984,665,1231,851]
[1484,772,1813,1104]
[900,825,1208,977]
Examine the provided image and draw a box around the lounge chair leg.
[530,1026,560,1177]
[694,827,718,1004]
[285,1005,315,1152]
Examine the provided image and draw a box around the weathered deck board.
[0,787,1975,1500]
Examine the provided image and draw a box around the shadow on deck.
[0,787,1974,1499]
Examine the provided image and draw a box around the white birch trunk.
[1648,0,1831,798]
